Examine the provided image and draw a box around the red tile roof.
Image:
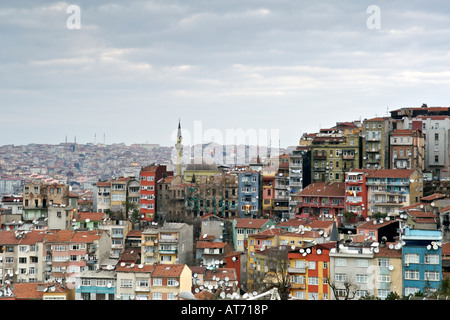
[196,241,227,249]
[71,230,103,243]
[152,264,186,278]
[234,218,271,229]
[75,212,106,221]
[116,262,154,273]
[299,182,345,197]
[367,169,416,178]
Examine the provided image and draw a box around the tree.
[328,276,358,300]
[251,246,291,300]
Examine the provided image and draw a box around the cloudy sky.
[1,1,450,148]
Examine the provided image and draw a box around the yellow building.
[373,245,403,299]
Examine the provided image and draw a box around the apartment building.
[402,227,442,296]
[150,264,192,300]
[22,182,70,222]
[93,181,111,213]
[75,269,116,300]
[311,132,361,183]
[232,218,275,252]
[344,169,375,220]
[237,170,260,218]
[366,169,423,217]
[141,222,193,266]
[362,117,393,170]
[390,129,425,171]
[296,182,345,219]
[116,262,154,300]
[401,115,450,179]
[288,242,335,300]
[140,165,172,222]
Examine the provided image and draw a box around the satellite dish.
[291,245,296,250]
[179,290,196,300]
[427,245,432,250]
[389,244,394,249]
[317,249,322,255]
[138,264,143,268]
[107,283,112,288]
[195,288,199,293]
[389,265,394,271]
[85,218,90,223]
[374,247,379,253]
[306,248,311,254]
[220,292,226,299]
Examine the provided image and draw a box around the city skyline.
[2,1,450,147]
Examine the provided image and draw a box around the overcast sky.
[1,1,450,148]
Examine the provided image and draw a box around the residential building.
[140,164,172,222]
[22,182,70,223]
[93,181,111,213]
[15,231,46,283]
[366,169,423,217]
[289,147,307,216]
[344,169,375,220]
[390,129,425,171]
[310,132,361,183]
[362,117,394,169]
[329,242,376,300]
[232,218,275,252]
[66,230,111,288]
[99,219,131,260]
[374,244,403,299]
[150,264,192,300]
[237,170,260,218]
[356,219,400,243]
[141,222,193,265]
[401,227,442,296]
[288,242,335,300]
[261,165,276,218]
[116,262,154,300]
[402,115,450,179]
[75,270,116,300]
[296,182,345,219]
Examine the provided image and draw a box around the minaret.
[175,119,183,177]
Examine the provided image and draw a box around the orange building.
[288,242,335,300]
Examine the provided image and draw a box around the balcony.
[342,154,355,160]
[288,267,306,274]
[313,152,327,160]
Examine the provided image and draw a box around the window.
[356,274,367,283]
[377,274,391,283]
[336,258,347,267]
[405,254,420,264]
[405,287,419,296]
[308,261,316,270]
[168,279,179,286]
[425,254,439,265]
[378,258,390,267]
[136,279,149,288]
[335,273,346,282]
[153,278,162,286]
[424,271,440,281]
[404,270,419,280]
[377,289,389,299]
[120,279,133,288]
[152,292,162,300]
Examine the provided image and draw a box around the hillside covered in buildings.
[1,104,450,300]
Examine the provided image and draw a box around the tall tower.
[175,119,183,176]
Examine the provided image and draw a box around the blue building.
[238,170,260,218]
[75,270,116,300]
[402,227,442,296]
